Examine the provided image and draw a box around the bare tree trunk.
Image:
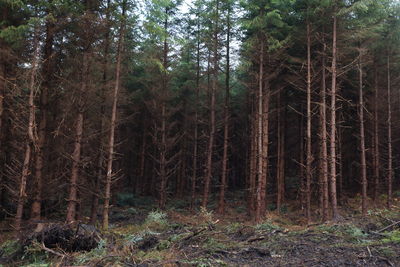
[358,47,367,216]
[202,0,219,208]
[218,5,230,214]
[329,10,339,220]
[386,53,393,209]
[373,62,380,202]
[15,25,40,231]
[277,91,284,214]
[306,21,313,223]
[103,1,126,230]
[191,24,201,210]
[319,38,329,222]
[66,53,88,223]
[30,16,55,221]
[248,110,257,216]
[255,37,265,222]
[90,0,111,225]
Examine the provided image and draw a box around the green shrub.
[116,192,136,207]
[256,220,281,232]
[0,240,21,258]
[382,230,400,244]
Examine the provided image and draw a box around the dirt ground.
[0,195,399,266]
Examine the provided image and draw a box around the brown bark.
[358,47,367,216]
[30,16,55,221]
[329,9,339,220]
[276,91,284,214]
[103,1,126,230]
[190,18,201,210]
[386,53,393,209]
[90,0,111,225]
[218,5,231,214]
[15,25,40,231]
[373,62,380,201]
[319,38,329,222]
[305,21,313,223]
[202,0,219,208]
[255,36,265,222]
[66,53,88,223]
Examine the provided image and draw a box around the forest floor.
[0,193,399,266]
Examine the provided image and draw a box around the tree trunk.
[319,37,329,222]
[202,0,219,208]
[218,5,230,214]
[386,53,393,209]
[329,10,339,220]
[255,37,265,222]
[373,62,380,202]
[66,53,88,223]
[190,19,201,210]
[15,25,40,231]
[103,1,126,230]
[305,21,313,223]
[30,16,55,221]
[358,47,367,216]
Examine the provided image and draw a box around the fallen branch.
[377,221,400,233]
[41,242,66,258]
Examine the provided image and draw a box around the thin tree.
[202,0,219,208]
[358,45,367,216]
[103,0,126,230]
[329,4,339,220]
[15,24,40,231]
[218,1,231,214]
[386,51,393,209]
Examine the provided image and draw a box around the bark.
[386,53,393,209]
[190,18,201,210]
[15,25,40,231]
[202,0,219,208]
[305,21,312,223]
[158,7,169,210]
[218,5,231,214]
[358,47,367,216]
[103,1,126,230]
[276,91,284,214]
[90,0,111,225]
[373,62,380,201]
[320,39,329,222]
[255,37,265,222]
[31,15,55,221]
[66,53,88,223]
[329,9,339,220]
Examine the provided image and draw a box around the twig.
[41,243,66,257]
[377,221,400,233]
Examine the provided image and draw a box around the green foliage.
[116,192,136,206]
[256,220,281,232]
[202,237,227,252]
[382,230,400,244]
[74,239,107,265]
[145,210,168,225]
[0,240,21,258]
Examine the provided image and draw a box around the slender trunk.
[190,20,200,210]
[103,2,126,230]
[320,38,329,222]
[15,25,40,231]
[306,21,312,223]
[386,53,393,209]
[202,0,219,208]
[277,92,283,213]
[373,62,380,201]
[31,15,55,221]
[329,10,339,220]
[159,8,169,210]
[358,47,367,216]
[137,127,147,195]
[66,53,88,223]
[255,37,265,222]
[90,0,111,225]
[218,6,230,214]
[248,109,257,216]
